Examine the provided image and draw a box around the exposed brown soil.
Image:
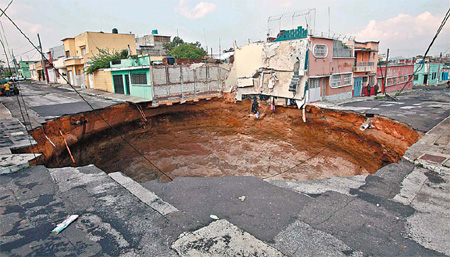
[36,98,420,183]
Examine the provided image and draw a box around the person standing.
[4,82,11,96]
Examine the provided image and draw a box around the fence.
[151,63,227,102]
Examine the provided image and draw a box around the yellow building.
[62,31,136,89]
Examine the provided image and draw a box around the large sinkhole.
[39,99,420,182]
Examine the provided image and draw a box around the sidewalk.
[31,80,151,104]
[1,84,450,256]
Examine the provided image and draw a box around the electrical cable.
[396,7,450,96]
[0,7,173,181]
[264,8,450,180]
[0,27,37,161]
[16,48,36,56]
[262,100,386,180]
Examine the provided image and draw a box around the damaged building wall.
[152,63,228,103]
[227,39,309,103]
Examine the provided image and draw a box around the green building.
[413,63,443,85]
[109,56,153,100]
[18,60,37,79]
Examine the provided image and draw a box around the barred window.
[131,73,147,84]
[330,74,341,88]
[310,78,320,88]
[343,73,352,85]
[313,44,328,58]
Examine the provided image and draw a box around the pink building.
[347,41,379,97]
[308,36,354,102]
[377,64,414,93]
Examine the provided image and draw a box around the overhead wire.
[0,7,173,181]
[264,8,450,180]
[396,7,450,96]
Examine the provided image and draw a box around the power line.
[262,100,386,180]
[16,47,36,56]
[0,7,173,181]
[264,7,450,180]
[396,7,450,96]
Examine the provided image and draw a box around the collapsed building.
[226,26,379,105]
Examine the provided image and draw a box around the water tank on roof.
[152,29,158,35]
[112,28,118,34]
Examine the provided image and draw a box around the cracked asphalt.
[1,83,450,256]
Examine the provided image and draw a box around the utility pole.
[37,33,47,84]
[328,7,331,37]
[383,48,389,95]
[11,50,18,76]
[437,52,442,83]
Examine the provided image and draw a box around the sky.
[0,0,449,63]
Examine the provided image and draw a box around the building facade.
[413,63,443,85]
[136,34,171,56]
[109,56,153,99]
[309,36,354,102]
[62,30,137,88]
[347,41,379,97]
[47,45,66,84]
[226,28,368,104]
[377,64,414,93]
[18,60,37,79]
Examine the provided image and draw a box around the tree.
[85,48,128,74]
[168,43,207,59]
[163,36,184,53]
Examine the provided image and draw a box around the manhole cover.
[419,154,447,164]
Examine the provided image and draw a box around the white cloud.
[177,0,217,20]
[355,11,450,56]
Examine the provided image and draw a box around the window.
[313,44,328,58]
[343,73,352,85]
[432,72,437,80]
[65,50,70,58]
[369,75,375,86]
[310,78,320,89]
[363,77,368,82]
[330,74,341,88]
[414,75,418,81]
[81,47,86,56]
[131,73,147,85]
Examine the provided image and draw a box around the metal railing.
[356,62,374,67]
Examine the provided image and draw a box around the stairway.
[289,74,301,92]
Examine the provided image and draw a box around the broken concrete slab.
[0,154,40,174]
[142,176,312,242]
[109,172,178,216]
[269,175,367,196]
[172,219,283,256]
[272,220,364,257]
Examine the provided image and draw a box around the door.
[88,74,94,89]
[353,77,362,97]
[113,75,125,94]
[423,74,428,85]
[309,78,321,102]
[68,70,73,86]
[124,74,131,95]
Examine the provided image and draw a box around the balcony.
[353,62,376,73]
[64,56,84,66]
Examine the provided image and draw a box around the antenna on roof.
[328,7,331,38]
